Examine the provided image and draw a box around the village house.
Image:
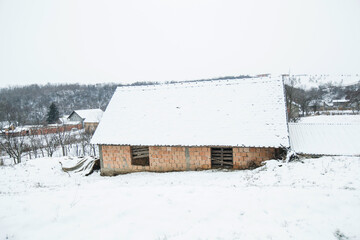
[67,109,103,133]
[91,77,290,175]
[0,121,17,132]
[332,99,351,110]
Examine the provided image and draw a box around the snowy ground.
[1,156,360,239]
[299,114,360,124]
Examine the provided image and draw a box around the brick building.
[91,77,289,175]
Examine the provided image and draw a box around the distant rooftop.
[332,99,350,103]
[70,109,103,123]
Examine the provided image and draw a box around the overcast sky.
[0,0,359,88]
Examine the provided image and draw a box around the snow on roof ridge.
[96,143,286,148]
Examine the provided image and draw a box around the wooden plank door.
[211,147,233,168]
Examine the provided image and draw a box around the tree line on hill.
[0,83,117,125]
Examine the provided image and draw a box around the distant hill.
[290,74,360,90]
[0,83,117,124]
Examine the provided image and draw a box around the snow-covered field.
[299,114,360,124]
[1,156,360,239]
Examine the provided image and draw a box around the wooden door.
[211,147,233,168]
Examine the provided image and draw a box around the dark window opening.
[131,146,150,166]
[211,147,233,168]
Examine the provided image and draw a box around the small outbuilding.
[91,77,289,175]
[68,109,103,133]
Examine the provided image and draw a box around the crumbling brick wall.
[100,145,278,175]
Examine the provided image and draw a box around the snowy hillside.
[1,156,360,239]
[293,74,360,89]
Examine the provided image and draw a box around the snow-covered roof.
[59,115,70,124]
[70,109,103,123]
[308,100,322,107]
[0,121,18,129]
[289,123,360,156]
[59,116,81,125]
[332,99,350,103]
[91,77,289,147]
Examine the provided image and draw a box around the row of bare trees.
[284,76,360,122]
[0,126,97,164]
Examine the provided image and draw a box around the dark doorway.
[211,147,233,168]
[131,146,150,166]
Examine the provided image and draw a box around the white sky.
[0,0,359,88]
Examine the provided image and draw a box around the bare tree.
[284,76,301,122]
[79,131,89,156]
[86,127,98,156]
[40,129,57,157]
[346,82,360,113]
[54,125,71,156]
[73,128,97,156]
[0,102,29,163]
[28,127,43,159]
[0,128,28,164]
[295,90,312,117]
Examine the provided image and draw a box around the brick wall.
[6,123,83,136]
[100,145,278,175]
[233,147,276,169]
[149,146,186,171]
[188,147,211,170]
